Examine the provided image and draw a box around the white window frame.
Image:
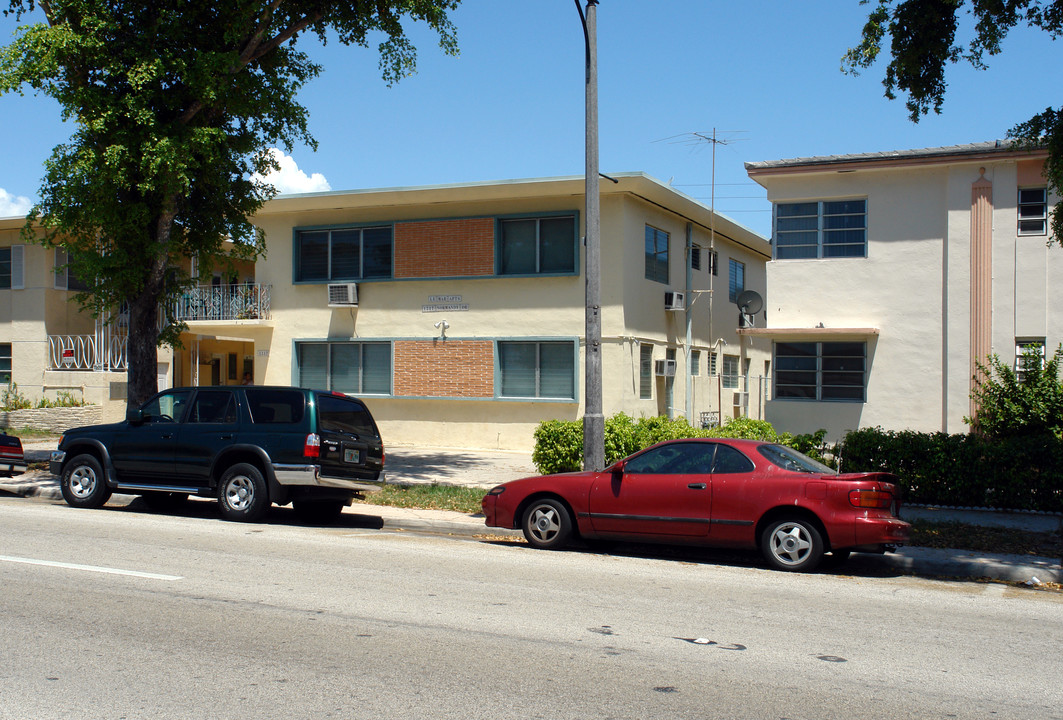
[1018,188,1048,236]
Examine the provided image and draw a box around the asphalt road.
[2,497,1062,719]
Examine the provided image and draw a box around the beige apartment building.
[1,173,771,450]
[745,141,1060,441]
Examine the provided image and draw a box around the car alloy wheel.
[521,498,573,550]
[761,518,824,572]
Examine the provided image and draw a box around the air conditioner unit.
[664,291,685,311]
[654,359,677,377]
[732,391,749,406]
[327,283,358,307]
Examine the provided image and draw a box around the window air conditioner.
[327,283,358,307]
[664,291,685,311]
[732,391,749,406]
[654,359,677,377]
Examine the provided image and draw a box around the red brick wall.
[394,218,495,278]
[393,340,494,397]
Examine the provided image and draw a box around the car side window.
[188,390,237,424]
[245,388,305,424]
[140,390,192,423]
[711,445,755,474]
[625,443,716,474]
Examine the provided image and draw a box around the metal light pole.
[576,0,603,471]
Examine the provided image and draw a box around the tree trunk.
[126,292,161,409]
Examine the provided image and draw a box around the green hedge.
[531,413,825,475]
[839,427,1063,512]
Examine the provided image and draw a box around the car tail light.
[304,433,320,459]
[849,489,893,509]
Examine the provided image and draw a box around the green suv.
[49,386,385,522]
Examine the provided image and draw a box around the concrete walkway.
[5,441,1059,585]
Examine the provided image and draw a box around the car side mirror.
[609,460,625,475]
[126,408,145,426]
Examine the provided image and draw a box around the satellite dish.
[736,290,764,315]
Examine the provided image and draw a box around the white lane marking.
[0,555,182,581]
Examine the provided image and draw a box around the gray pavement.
[4,440,1060,585]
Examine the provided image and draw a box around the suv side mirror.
[126,408,145,426]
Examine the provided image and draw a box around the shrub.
[531,413,827,475]
[838,426,1063,512]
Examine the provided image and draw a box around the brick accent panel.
[393,340,495,397]
[394,218,495,278]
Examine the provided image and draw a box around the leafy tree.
[0,0,460,406]
[843,0,1062,244]
[965,345,1063,438]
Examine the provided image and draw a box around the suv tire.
[61,454,112,509]
[218,463,269,522]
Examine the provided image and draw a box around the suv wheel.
[61,454,112,509]
[218,463,269,522]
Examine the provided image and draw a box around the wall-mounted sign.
[423,295,469,313]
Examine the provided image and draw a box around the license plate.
[343,449,361,464]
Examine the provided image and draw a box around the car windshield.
[757,444,836,474]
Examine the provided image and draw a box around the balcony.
[170,283,272,322]
[49,330,128,371]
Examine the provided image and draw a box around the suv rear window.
[317,393,378,437]
[245,388,305,424]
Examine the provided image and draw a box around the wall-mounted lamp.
[434,320,450,340]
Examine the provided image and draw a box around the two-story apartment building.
[1,173,771,450]
[744,141,1060,441]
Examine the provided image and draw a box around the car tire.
[218,463,269,522]
[521,498,573,550]
[60,454,112,509]
[293,499,346,524]
[761,517,824,572]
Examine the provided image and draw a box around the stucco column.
[969,168,993,421]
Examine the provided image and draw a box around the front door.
[109,389,191,481]
[588,441,715,537]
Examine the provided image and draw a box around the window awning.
[738,327,879,339]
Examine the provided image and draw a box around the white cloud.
[0,188,33,217]
[254,148,331,194]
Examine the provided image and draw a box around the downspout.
[685,222,694,423]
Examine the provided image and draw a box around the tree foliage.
[843,0,1063,244]
[965,345,1063,438]
[0,0,460,405]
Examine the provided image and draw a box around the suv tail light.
[304,433,320,459]
[849,489,893,509]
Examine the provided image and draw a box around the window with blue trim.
[775,199,867,259]
[498,341,575,399]
[296,226,392,281]
[297,341,392,395]
[499,216,576,275]
[728,258,744,303]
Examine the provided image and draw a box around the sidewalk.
[5,441,1060,585]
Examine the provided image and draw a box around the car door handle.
[687,483,707,490]
[218,434,233,440]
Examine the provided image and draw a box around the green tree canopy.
[844,0,1062,244]
[0,0,460,405]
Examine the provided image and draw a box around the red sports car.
[482,438,909,572]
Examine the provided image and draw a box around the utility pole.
[576,0,603,471]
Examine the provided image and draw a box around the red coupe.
[482,438,909,572]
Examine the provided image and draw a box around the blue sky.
[1,1,1060,238]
